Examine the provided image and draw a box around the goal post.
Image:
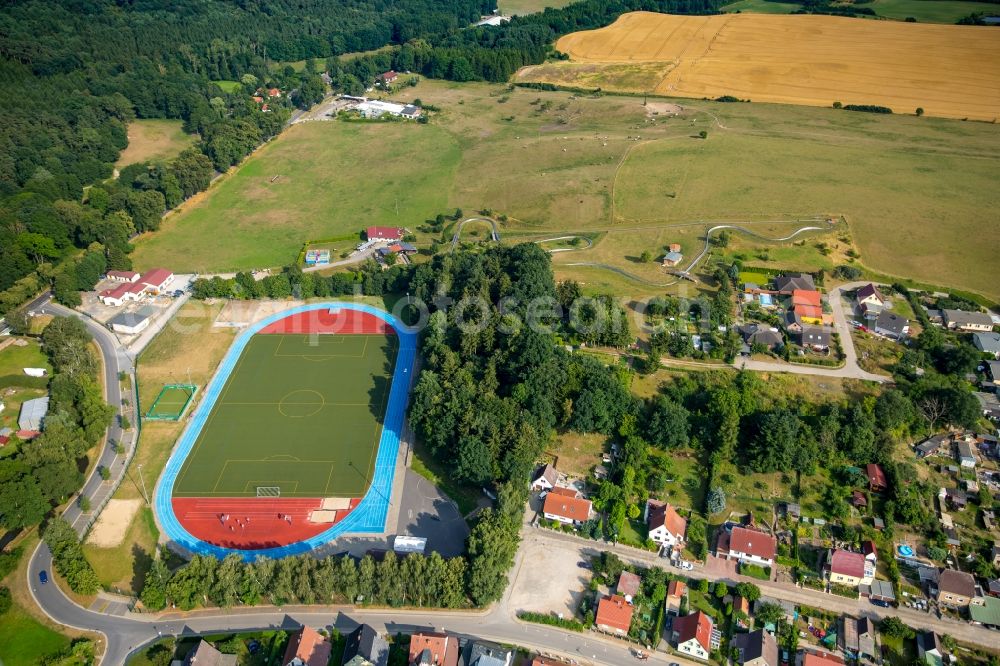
[256,486,281,497]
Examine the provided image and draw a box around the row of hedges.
[517,611,585,632]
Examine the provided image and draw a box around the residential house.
[792,289,824,325]
[465,641,513,666]
[828,549,872,587]
[874,311,909,340]
[862,540,878,564]
[839,616,877,661]
[797,325,831,351]
[377,71,398,84]
[956,440,977,468]
[916,435,948,458]
[531,464,559,492]
[342,624,389,666]
[267,88,281,97]
[595,594,633,636]
[992,542,1000,567]
[732,629,778,666]
[542,491,592,525]
[856,284,887,310]
[800,651,845,666]
[668,243,682,253]
[866,464,888,492]
[671,611,715,661]
[283,626,332,666]
[985,361,1000,390]
[974,332,1000,359]
[739,324,783,352]
[408,632,459,666]
[945,487,968,510]
[969,596,1000,628]
[986,579,1000,598]
[366,226,404,242]
[666,579,686,615]
[943,309,994,332]
[937,569,977,608]
[645,499,687,548]
[852,490,868,508]
[616,571,642,599]
[184,640,237,666]
[722,526,777,568]
[17,396,49,431]
[773,273,816,295]
[917,632,946,666]
[733,595,751,628]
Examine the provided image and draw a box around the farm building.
[18,396,49,431]
[662,251,684,267]
[355,100,420,119]
[366,226,404,242]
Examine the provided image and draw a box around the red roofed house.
[616,570,642,599]
[801,651,845,666]
[282,626,332,666]
[866,464,888,492]
[671,611,715,661]
[267,88,281,97]
[106,270,140,283]
[724,526,777,568]
[646,499,687,548]
[377,70,398,84]
[542,492,592,526]
[595,595,633,635]
[856,284,886,309]
[666,579,686,615]
[827,549,872,587]
[408,631,459,666]
[366,226,404,242]
[792,290,824,325]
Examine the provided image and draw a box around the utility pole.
[137,463,150,505]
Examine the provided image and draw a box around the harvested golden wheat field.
[545,12,1000,120]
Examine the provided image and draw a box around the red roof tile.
[596,595,633,633]
[139,268,173,288]
[729,527,777,560]
[668,579,687,600]
[366,226,403,240]
[673,611,714,652]
[648,500,687,538]
[803,652,845,666]
[549,486,579,497]
[866,464,887,490]
[408,631,459,666]
[830,549,866,579]
[792,289,822,307]
[542,493,591,522]
[281,626,331,666]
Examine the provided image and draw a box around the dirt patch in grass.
[548,431,608,478]
[115,119,195,168]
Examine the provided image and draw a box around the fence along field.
[546,12,1000,121]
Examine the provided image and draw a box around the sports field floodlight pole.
[137,463,150,505]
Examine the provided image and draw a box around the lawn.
[173,333,397,497]
[132,121,461,272]
[721,0,801,12]
[212,80,241,93]
[869,0,994,22]
[83,506,159,595]
[0,603,71,666]
[498,0,580,14]
[115,119,197,168]
[0,337,49,375]
[135,80,1000,301]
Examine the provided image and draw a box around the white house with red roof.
[646,499,687,548]
[99,268,173,306]
[723,526,777,568]
[595,594,633,636]
[671,611,716,660]
[542,491,592,526]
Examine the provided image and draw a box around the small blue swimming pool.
[759,294,774,306]
[898,544,914,557]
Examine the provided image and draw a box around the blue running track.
[153,302,417,560]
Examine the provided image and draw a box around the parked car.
[38,570,48,584]
[678,561,694,571]
[578,560,591,569]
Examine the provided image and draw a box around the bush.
[0,586,11,615]
[842,104,893,114]
[829,582,858,598]
[518,611,585,632]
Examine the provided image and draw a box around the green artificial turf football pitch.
[172,333,397,498]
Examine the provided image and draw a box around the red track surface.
[172,497,360,549]
[259,309,394,335]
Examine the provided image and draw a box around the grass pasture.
[115,119,196,168]
[499,0,584,14]
[721,0,800,13]
[550,12,1000,120]
[132,121,460,271]
[212,80,241,93]
[172,333,397,498]
[868,0,994,23]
